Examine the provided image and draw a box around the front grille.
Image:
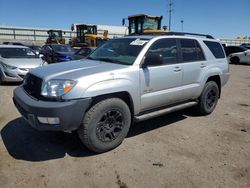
[23,73,43,99]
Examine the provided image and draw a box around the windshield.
[52,45,73,52]
[29,46,42,51]
[143,17,159,30]
[88,38,149,65]
[77,25,97,37]
[0,48,39,58]
[49,31,62,38]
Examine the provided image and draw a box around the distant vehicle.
[224,46,248,56]
[0,45,47,84]
[124,14,165,35]
[46,30,65,44]
[41,44,75,63]
[240,43,250,49]
[228,49,250,64]
[2,42,25,46]
[70,24,108,48]
[27,45,42,55]
[73,47,96,60]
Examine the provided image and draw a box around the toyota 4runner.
[13,32,230,153]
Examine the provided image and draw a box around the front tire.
[196,81,219,115]
[78,98,131,153]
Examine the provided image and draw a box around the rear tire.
[78,98,131,153]
[230,56,240,64]
[196,81,219,115]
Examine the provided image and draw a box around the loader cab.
[76,24,97,45]
[46,30,65,44]
[128,14,163,35]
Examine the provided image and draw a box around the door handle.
[200,63,207,68]
[173,66,182,72]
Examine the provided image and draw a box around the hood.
[30,59,128,81]
[1,57,44,69]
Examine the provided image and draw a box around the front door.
[140,38,183,111]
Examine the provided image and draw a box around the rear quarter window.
[204,41,225,59]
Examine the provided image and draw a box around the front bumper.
[13,86,92,131]
[0,67,28,82]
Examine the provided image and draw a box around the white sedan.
[0,45,47,84]
[228,49,250,64]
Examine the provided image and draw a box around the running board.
[134,101,198,122]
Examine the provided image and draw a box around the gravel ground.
[0,64,249,188]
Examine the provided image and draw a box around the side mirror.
[142,53,164,68]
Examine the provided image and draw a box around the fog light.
[37,117,60,125]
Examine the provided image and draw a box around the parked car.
[41,44,75,63]
[240,43,250,49]
[224,45,248,56]
[2,42,25,46]
[228,49,250,64]
[73,47,96,60]
[0,45,47,84]
[27,45,42,55]
[13,33,229,153]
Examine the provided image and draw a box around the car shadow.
[1,118,95,162]
[0,82,21,86]
[128,110,187,137]
[1,111,189,162]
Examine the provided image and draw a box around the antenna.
[168,0,174,31]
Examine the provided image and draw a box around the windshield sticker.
[130,39,148,46]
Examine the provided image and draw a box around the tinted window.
[0,48,38,58]
[204,41,225,58]
[225,46,247,56]
[180,39,205,62]
[147,38,177,64]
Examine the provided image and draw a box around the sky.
[0,0,249,39]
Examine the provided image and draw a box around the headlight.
[0,62,17,70]
[41,79,76,97]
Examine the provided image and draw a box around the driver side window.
[148,39,178,65]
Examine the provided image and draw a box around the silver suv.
[13,32,230,153]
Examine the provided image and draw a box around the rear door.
[140,38,183,111]
[179,39,206,100]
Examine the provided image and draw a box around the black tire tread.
[197,81,219,115]
[78,98,130,153]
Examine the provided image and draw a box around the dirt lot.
[0,64,249,188]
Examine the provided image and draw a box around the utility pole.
[168,0,173,31]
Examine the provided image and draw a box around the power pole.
[168,0,173,31]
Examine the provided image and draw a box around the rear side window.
[180,39,205,62]
[204,41,225,59]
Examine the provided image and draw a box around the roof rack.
[130,31,214,39]
[165,32,214,39]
